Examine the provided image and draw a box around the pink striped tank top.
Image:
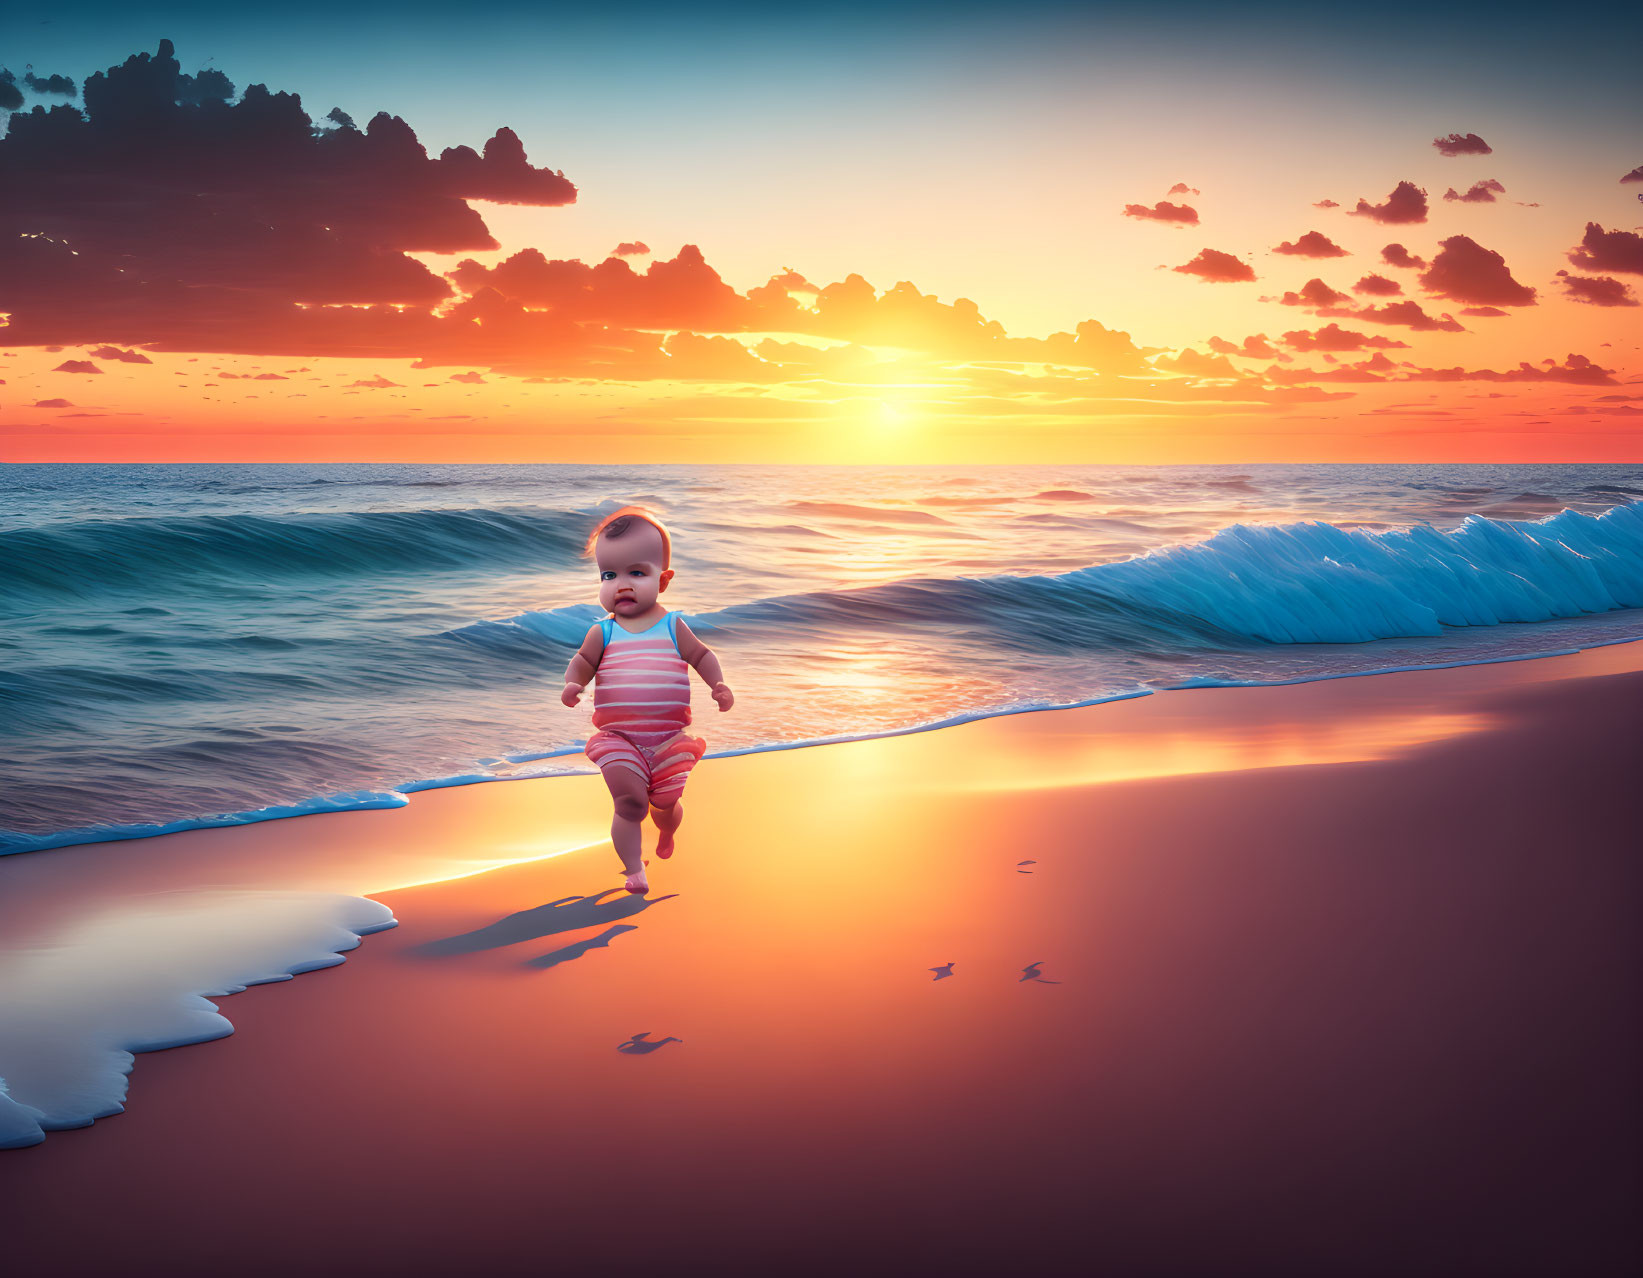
[591,610,693,748]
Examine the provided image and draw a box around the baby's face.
[595,524,673,618]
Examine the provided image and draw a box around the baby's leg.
[598,763,652,892]
[650,797,683,859]
[646,731,703,860]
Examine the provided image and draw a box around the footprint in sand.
[929,962,956,981]
[617,1033,682,1054]
[1020,962,1061,984]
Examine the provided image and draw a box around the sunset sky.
[2,1,1640,463]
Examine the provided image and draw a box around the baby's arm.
[673,619,733,711]
[561,624,605,707]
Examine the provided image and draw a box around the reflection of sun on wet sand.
[2,639,1641,1276]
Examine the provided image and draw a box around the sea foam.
[0,890,395,1149]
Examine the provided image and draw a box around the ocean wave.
[0,506,588,601]
[482,502,1643,652]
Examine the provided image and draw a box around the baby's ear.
[659,568,674,590]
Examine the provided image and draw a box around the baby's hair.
[582,505,673,570]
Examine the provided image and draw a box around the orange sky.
[3,29,1641,463]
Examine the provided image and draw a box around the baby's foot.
[624,862,650,894]
[655,827,675,860]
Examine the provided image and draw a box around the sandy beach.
[3,641,1641,1277]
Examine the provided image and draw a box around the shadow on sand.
[410,888,679,959]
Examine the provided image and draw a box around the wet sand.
[3,641,1641,1277]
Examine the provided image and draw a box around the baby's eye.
[629,570,645,577]
[600,571,615,580]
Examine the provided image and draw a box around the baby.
[561,506,733,895]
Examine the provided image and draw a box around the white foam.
[0,889,394,1149]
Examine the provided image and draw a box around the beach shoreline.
[2,639,1640,1275]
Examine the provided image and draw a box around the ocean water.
[4,461,1643,855]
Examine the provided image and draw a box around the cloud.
[347,374,402,388]
[1334,300,1466,332]
[175,67,234,107]
[1418,235,1537,306]
[0,70,21,112]
[87,344,153,363]
[1273,278,1351,307]
[1205,334,1280,360]
[52,359,102,373]
[31,398,76,408]
[1554,272,1639,307]
[1442,179,1506,204]
[450,371,488,383]
[449,243,762,329]
[613,241,650,256]
[325,107,357,130]
[1397,353,1618,385]
[1352,273,1402,296]
[1432,132,1491,157]
[1272,231,1348,258]
[1565,222,1643,274]
[1381,243,1426,269]
[1348,181,1428,224]
[1312,199,1340,209]
[0,40,577,346]
[1262,352,1401,384]
[1149,348,1241,378]
[1166,183,1199,196]
[1170,249,1255,282]
[22,71,76,96]
[1282,324,1409,352]
[1123,201,1197,224]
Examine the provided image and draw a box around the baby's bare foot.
[624,862,650,894]
[656,827,675,860]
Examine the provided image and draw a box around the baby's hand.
[561,681,585,708]
[711,681,734,712]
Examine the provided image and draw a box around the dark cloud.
[1399,353,1617,385]
[32,398,76,407]
[52,359,102,373]
[0,40,577,347]
[1622,165,1643,184]
[1565,222,1643,274]
[1381,243,1426,269]
[1418,235,1536,306]
[1273,278,1351,308]
[1554,272,1638,307]
[1123,201,1197,224]
[1348,181,1428,225]
[23,71,77,96]
[613,241,650,256]
[1282,324,1408,352]
[1432,132,1491,157]
[175,67,234,107]
[1442,179,1505,204]
[0,69,22,112]
[87,344,153,363]
[1170,248,1255,282]
[1338,301,1466,332]
[1352,273,1402,296]
[1272,231,1348,257]
[326,107,357,130]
